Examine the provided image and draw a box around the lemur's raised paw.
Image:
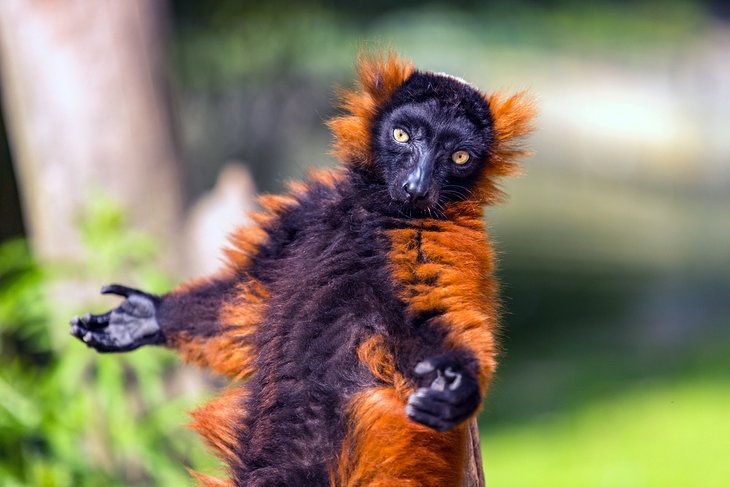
[70,284,163,353]
[405,354,481,432]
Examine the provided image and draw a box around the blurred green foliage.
[0,198,217,487]
[173,0,707,81]
[484,377,730,486]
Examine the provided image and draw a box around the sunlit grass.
[483,378,730,487]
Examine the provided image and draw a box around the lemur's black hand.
[405,354,481,432]
[70,284,163,353]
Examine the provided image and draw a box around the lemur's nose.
[404,150,435,204]
[403,181,427,202]
[404,163,430,202]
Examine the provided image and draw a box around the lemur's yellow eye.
[451,150,470,165]
[393,128,410,143]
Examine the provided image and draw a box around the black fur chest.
[254,194,406,385]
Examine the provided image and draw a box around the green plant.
[0,198,218,486]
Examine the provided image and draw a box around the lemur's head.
[371,72,494,211]
[328,51,535,214]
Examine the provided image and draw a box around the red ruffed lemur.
[70,51,534,486]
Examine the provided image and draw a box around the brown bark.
[463,418,486,487]
[0,0,183,269]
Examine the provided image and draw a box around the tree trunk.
[0,0,183,270]
[463,419,486,486]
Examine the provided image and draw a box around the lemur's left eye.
[451,151,470,165]
[393,128,410,143]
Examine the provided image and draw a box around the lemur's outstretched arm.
[70,275,257,378]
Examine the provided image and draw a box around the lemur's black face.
[372,72,494,213]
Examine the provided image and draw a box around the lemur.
[70,52,534,486]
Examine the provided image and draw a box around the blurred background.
[0,1,728,486]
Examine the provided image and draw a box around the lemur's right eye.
[451,150,470,165]
[393,128,410,143]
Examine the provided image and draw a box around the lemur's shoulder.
[223,166,347,271]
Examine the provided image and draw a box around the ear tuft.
[328,49,414,166]
[486,91,536,177]
[488,91,536,154]
[356,49,414,101]
[472,91,537,204]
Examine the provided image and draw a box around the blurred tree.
[0,0,184,272]
[0,103,24,241]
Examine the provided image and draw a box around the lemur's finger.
[443,367,463,391]
[407,390,457,420]
[407,400,472,427]
[414,354,453,375]
[101,284,159,303]
[80,329,119,353]
[407,389,476,421]
[100,283,140,298]
[430,379,479,405]
[71,312,110,329]
[414,359,436,375]
[82,328,150,353]
[409,386,473,409]
[405,404,455,432]
[70,320,88,339]
[83,311,112,329]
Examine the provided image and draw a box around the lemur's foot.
[70,284,163,352]
[406,354,481,432]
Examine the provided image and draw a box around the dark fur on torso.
[230,169,453,485]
